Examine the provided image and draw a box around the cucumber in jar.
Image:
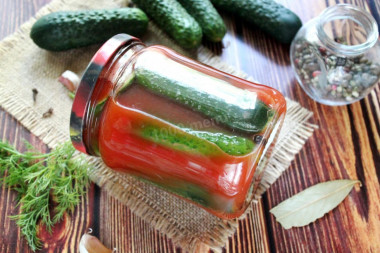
[140,124,255,156]
[134,51,274,134]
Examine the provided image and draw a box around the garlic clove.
[79,233,113,253]
[58,70,80,92]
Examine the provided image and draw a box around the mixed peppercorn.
[293,38,380,102]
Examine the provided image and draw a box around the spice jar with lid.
[70,34,286,219]
[290,4,380,105]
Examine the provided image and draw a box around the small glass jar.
[290,4,380,105]
[70,34,286,219]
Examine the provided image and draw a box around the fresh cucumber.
[140,125,255,156]
[30,8,148,51]
[132,0,202,49]
[135,62,273,133]
[177,0,226,42]
[210,0,302,44]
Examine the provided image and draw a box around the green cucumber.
[135,63,274,133]
[138,176,213,207]
[140,125,254,156]
[169,182,211,208]
[177,0,226,42]
[132,0,202,49]
[189,128,255,156]
[210,0,302,44]
[30,8,148,51]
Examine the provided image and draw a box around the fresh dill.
[0,140,90,251]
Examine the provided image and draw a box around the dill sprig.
[0,140,90,251]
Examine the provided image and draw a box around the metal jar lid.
[70,34,140,155]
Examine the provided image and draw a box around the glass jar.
[290,4,380,105]
[70,34,286,219]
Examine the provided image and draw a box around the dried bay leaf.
[270,180,361,229]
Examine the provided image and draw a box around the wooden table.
[1,0,379,252]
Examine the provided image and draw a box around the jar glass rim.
[316,4,379,57]
[70,34,140,155]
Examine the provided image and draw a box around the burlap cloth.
[0,0,317,252]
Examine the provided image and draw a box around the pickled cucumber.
[140,124,254,156]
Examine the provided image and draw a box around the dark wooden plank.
[0,1,96,252]
[0,111,94,253]
[256,0,380,252]
[0,0,379,252]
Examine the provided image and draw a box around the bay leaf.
[270,179,361,229]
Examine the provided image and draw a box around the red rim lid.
[70,34,139,155]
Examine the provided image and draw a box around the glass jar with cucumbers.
[70,34,286,219]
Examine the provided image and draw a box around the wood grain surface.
[0,0,379,252]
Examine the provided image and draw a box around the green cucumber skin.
[140,125,219,155]
[135,68,273,133]
[177,0,226,42]
[132,0,202,49]
[210,0,302,44]
[30,8,148,51]
[140,125,255,156]
[189,128,254,156]
[137,176,213,209]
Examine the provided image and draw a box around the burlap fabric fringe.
[0,0,317,252]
